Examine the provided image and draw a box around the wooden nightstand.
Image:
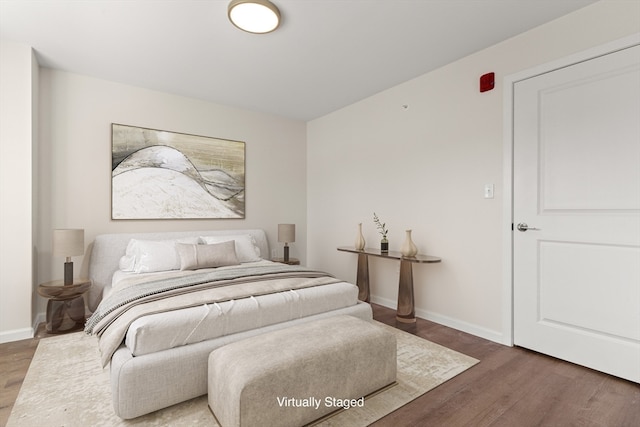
[271,257,300,265]
[37,279,91,334]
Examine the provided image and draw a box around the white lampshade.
[278,224,295,243]
[53,229,85,257]
[228,0,281,34]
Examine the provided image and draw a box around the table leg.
[46,299,65,333]
[46,297,86,334]
[67,295,86,324]
[396,259,416,323]
[356,253,370,302]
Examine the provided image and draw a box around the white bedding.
[110,261,359,356]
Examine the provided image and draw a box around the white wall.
[0,40,38,342]
[31,69,307,325]
[2,0,638,343]
[307,0,640,343]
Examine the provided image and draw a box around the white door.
[513,44,640,382]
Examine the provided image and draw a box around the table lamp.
[53,229,84,285]
[278,224,295,263]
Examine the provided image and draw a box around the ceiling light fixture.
[228,0,281,34]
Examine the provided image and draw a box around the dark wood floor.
[370,304,640,427]
[1,304,639,426]
[0,329,39,427]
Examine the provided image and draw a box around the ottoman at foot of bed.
[207,315,397,427]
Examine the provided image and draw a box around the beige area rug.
[7,322,478,426]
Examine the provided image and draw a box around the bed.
[85,229,372,419]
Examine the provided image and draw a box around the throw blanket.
[86,264,340,366]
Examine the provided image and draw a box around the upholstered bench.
[208,315,397,427]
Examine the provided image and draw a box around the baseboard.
[0,326,34,344]
[370,295,505,345]
[0,312,46,344]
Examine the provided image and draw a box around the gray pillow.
[176,240,240,270]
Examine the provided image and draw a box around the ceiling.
[0,0,597,121]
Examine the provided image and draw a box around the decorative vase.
[380,236,389,253]
[355,223,365,251]
[401,229,418,257]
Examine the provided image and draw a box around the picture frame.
[111,123,245,219]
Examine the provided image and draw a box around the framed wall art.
[111,123,245,219]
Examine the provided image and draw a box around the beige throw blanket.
[86,265,340,366]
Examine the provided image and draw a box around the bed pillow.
[176,241,239,270]
[200,234,261,263]
[122,237,200,273]
[118,239,140,271]
[119,255,136,271]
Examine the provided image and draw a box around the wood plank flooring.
[1,304,638,426]
[370,304,640,427]
[0,332,39,426]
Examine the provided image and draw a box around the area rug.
[7,322,478,426]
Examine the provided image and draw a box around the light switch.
[484,184,494,199]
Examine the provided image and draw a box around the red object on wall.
[480,72,495,92]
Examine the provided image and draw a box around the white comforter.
[124,281,358,356]
[87,261,357,366]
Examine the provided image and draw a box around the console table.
[337,247,441,323]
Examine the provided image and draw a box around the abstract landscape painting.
[112,124,245,219]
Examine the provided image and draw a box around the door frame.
[501,33,640,347]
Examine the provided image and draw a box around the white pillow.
[176,241,239,270]
[119,254,136,272]
[121,237,200,273]
[200,234,261,263]
[118,239,139,271]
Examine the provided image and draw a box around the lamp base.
[284,245,289,263]
[64,261,73,285]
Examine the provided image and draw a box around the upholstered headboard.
[87,229,270,312]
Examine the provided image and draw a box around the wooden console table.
[337,247,441,323]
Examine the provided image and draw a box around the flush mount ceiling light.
[228,0,281,34]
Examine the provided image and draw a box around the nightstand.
[271,257,300,265]
[37,279,91,334]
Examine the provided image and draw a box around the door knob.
[517,223,541,232]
